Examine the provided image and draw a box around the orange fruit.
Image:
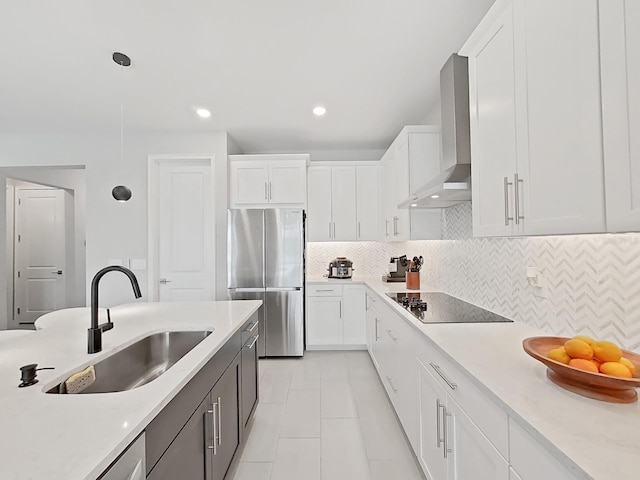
[592,341,622,362]
[548,347,570,365]
[564,339,594,360]
[599,362,632,378]
[573,335,595,346]
[569,358,599,373]
[619,357,636,376]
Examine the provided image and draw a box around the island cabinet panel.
[145,312,257,480]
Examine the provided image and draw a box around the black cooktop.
[385,292,513,324]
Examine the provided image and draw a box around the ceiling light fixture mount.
[196,108,211,118]
[313,106,326,116]
[112,52,132,202]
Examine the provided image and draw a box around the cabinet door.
[601,0,640,232]
[331,166,357,240]
[229,162,269,206]
[517,0,605,235]
[241,334,259,430]
[307,167,332,241]
[393,209,411,241]
[417,358,448,480]
[342,285,366,345]
[380,150,396,241]
[356,166,380,240]
[268,162,306,205]
[306,296,343,346]
[147,397,211,480]
[212,355,241,480]
[408,131,442,196]
[395,134,410,203]
[467,2,518,237]
[447,399,509,480]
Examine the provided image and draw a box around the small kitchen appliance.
[382,256,409,282]
[328,257,354,279]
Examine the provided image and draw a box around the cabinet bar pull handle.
[443,406,452,458]
[436,399,444,448]
[208,404,218,454]
[246,334,260,349]
[385,220,390,236]
[333,222,336,238]
[339,300,342,319]
[393,216,398,236]
[365,294,369,311]
[265,182,268,201]
[385,329,397,342]
[315,289,335,292]
[503,177,513,225]
[329,222,332,238]
[385,376,398,393]
[244,321,259,333]
[375,318,379,340]
[269,182,272,200]
[514,173,524,224]
[429,362,457,390]
[358,221,361,238]
[217,396,222,445]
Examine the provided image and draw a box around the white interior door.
[14,188,66,325]
[158,163,213,301]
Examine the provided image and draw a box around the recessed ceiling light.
[196,108,211,118]
[430,194,440,199]
[410,203,418,207]
[313,106,326,116]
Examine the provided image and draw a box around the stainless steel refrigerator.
[227,209,305,357]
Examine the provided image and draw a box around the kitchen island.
[0,300,261,480]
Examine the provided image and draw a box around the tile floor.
[229,351,425,480]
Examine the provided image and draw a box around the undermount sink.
[47,330,213,394]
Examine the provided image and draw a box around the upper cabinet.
[307,163,379,242]
[600,0,640,232]
[380,126,442,242]
[229,154,308,208]
[461,0,606,237]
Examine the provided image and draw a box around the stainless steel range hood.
[400,54,471,208]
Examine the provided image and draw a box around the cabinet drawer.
[416,337,508,459]
[509,418,581,480]
[307,284,343,296]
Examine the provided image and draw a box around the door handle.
[269,182,272,200]
[385,220,390,236]
[217,396,222,445]
[51,270,63,275]
[514,173,524,225]
[207,405,217,454]
[436,399,444,448]
[329,222,332,239]
[159,278,172,284]
[385,329,397,342]
[443,405,452,458]
[503,176,513,225]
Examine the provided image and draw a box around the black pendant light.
[112,52,132,202]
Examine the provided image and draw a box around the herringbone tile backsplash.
[307,202,640,351]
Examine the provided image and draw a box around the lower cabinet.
[306,284,366,348]
[145,313,258,480]
[98,433,146,480]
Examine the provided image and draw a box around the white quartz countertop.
[0,300,261,480]
[350,276,638,480]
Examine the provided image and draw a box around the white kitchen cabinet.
[355,166,380,240]
[461,0,606,237]
[306,165,357,241]
[600,0,640,232]
[342,285,366,345]
[306,283,366,348]
[307,164,379,241]
[229,154,308,208]
[306,296,343,346]
[417,358,509,480]
[380,126,441,241]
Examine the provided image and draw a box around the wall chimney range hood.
[400,54,472,209]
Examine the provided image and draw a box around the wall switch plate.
[130,259,147,270]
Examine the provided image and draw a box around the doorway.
[148,156,215,302]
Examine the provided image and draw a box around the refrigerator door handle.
[265,287,302,292]
[229,287,266,293]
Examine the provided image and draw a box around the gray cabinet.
[145,313,258,480]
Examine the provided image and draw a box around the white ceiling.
[2,0,494,153]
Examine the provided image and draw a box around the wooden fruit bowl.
[522,336,640,403]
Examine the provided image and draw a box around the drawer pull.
[436,399,444,448]
[315,289,336,292]
[385,329,398,342]
[385,376,398,393]
[246,335,259,349]
[244,321,259,333]
[429,362,457,390]
[443,406,452,458]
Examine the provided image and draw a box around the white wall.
[0,131,231,326]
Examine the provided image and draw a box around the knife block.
[406,272,420,290]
